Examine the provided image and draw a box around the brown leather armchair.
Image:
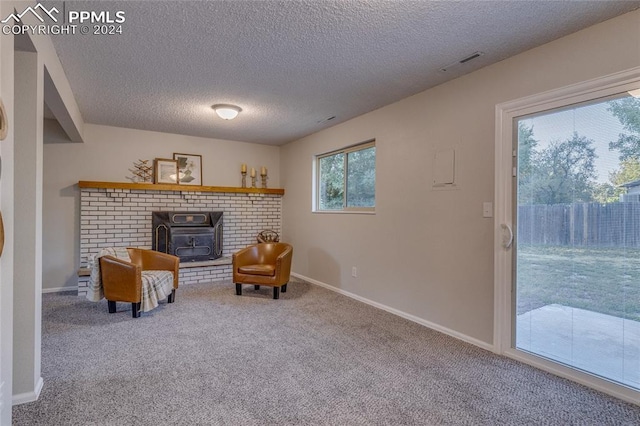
[99,248,179,317]
[233,242,293,299]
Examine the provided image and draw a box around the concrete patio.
[517,304,640,390]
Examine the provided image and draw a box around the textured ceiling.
[45,0,639,145]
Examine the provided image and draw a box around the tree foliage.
[600,97,640,202]
[518,97,640,205]
[608,97,640,161]
[346,146,375,207]
[519,131,597,204]
[606,157,640,202]
[319,153,344,210]
[517,122,538,188]
[592,182,617,204]
[318,146,376,210]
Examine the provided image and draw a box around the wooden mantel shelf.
[78,181,284,195]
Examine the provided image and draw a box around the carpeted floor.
[12,278,640,425]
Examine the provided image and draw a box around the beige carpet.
[12,278,640,425]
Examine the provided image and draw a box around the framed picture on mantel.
[173,153,202,186]
[154,158,178,184]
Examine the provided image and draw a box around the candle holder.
[261,175,268,188]
[251,175,257,188]
[241,171,247,188]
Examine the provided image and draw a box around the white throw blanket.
[138,271,174,312]
[87,247,174,312]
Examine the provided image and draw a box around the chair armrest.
[99,256,142,303]
[275,246,293,284]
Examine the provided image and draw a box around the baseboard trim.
[42,286,77,294]
[291,272,493,352]
[12,377,43,405]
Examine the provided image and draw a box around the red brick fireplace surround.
[77,181,283,296]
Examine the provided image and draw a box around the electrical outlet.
[351,267,357,278]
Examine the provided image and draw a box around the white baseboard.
[42,286,77,294]
[12,377,43,406]
[291,272,493,352]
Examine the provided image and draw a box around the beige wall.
[43,124,280,290]
[280,10,640,346]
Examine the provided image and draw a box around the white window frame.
[494,67,640,406]
[313,140,376,214]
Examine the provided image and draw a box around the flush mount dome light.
[212,104,242,120]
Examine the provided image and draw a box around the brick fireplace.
[77,182,283,296]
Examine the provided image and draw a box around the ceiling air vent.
[316,115,336,124]
[439,51,484,72]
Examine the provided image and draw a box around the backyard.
[517,244,640,322]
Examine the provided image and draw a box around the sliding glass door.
[514,92,640,390]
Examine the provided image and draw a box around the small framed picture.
[154,158,179,184]
[173,153,202,186]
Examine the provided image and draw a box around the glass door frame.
[494,67,640,406]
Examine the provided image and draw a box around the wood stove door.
[171,228,215,262]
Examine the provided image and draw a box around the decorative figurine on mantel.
[261,166,268,188]
[126,159,153,183]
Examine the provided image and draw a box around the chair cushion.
[238,264,276,276]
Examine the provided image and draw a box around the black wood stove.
[152,211,223,262]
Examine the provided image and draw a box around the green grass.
[517,245,640,322]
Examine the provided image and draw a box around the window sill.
[312,210,375,215]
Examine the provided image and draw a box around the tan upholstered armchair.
[233,243,293,299]
[99,248,179,318]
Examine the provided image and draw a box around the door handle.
[501,224,513,249]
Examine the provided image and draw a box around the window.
[316,141,375,212]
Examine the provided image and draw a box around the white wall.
[12,49,44,404]
[0,1,82,408]
[0,2,15,421]
[280,10,640,346]
[43,124,280,290]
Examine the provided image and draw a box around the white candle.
[241,164,247,173]
[250,168,256,178]
[261,166,267,176]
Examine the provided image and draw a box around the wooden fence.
[518,202,640,247]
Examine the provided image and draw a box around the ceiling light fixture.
[212,104,242,120]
